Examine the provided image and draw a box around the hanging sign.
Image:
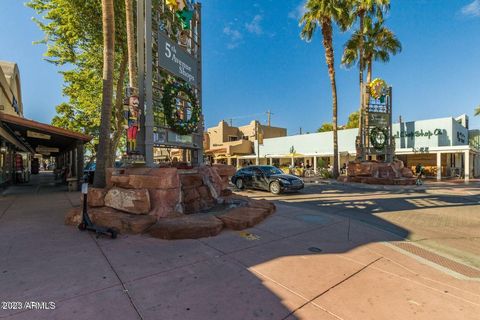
[158,31,198,87]
[36,146,59,153]
[27,131,51,140]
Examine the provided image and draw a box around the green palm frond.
[475,106,480,116]
[341,7,401,70]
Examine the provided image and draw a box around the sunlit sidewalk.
[0,175,479,319]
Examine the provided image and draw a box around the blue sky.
[1,0,480,135]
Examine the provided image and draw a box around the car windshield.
[260,166,283,176]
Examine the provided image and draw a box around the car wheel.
[269,181,281,195]
[235,178,244,190]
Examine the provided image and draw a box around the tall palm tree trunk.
[94,0,116,188]
[357,10,365,161]
[125,0,137,88]
[110,51,129,165]
[366,59,372,83]
[321,19,339,178]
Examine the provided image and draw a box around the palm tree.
[300,0,349,178]
[94,0,116,188]
[342,16,401,84]
[125,0,137,88]
[344,0,390,160]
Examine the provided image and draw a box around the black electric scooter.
[78,175,117,239]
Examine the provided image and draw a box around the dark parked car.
[231,165,304,194]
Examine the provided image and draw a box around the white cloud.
[288,2,307,20]
[245,15,263,35]
[461,0,480,17]
[223,26,243,49]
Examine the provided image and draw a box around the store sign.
[368,112,389,128]
[158,31,198,86]
[394,128,443,140]
[168,131,193,145]
[27,130,51,140]
[36,146,59,153]
[153,128,194,146]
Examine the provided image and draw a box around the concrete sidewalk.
[0,173,479,319]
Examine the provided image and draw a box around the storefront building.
[0,61,91,187]
[240,115,479,183]
[204,120,287,167]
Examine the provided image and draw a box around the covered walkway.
[0,113,91,189]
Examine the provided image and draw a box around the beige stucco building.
[204,120,287,167]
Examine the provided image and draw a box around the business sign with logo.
[158,31,198,87]
[153,127,194,147]
[368,112,389,128]
[393,129,443,140]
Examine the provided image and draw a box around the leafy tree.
[317,111,358,132]
[345,111,359,128]
[27,0,129,172]
[317,123,334,133]
[300,0,349,178]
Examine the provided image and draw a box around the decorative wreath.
[370,127,389,150]
[162,80,200,135]
[368,78,387,100]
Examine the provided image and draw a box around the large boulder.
[248,198,276,214]
[183,187,200,203]
[198,166,224,199]
[147,215,224,239]
[65,207,156,234]
[179,174,203,188]
[148,188,181,218]
[87,188,107,207]
[104,187,151,214]
[212,164,236,177]
[348,161,375,177]
[216,207,272,230]
[401,167,414,178]
[111,170,179,190]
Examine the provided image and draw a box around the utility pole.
[255,121,260,165]
[266,110,273,127]
[299,127,302,135]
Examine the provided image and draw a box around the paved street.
[1,173,480,320]
[247,181,480,270]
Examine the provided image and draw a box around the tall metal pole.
[136,0,145,156]
[144,0,154,166]
[255,121,260,165]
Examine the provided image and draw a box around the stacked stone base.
[65,165,276,239]
[339,160,416,185]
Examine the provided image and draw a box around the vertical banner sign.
[158,31,198,87]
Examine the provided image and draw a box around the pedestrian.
[415,163,424,185]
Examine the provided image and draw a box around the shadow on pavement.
[2,175,479,319]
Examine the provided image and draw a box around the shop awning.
[0,113,92,155]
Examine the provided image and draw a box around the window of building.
[228,136,238,142]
